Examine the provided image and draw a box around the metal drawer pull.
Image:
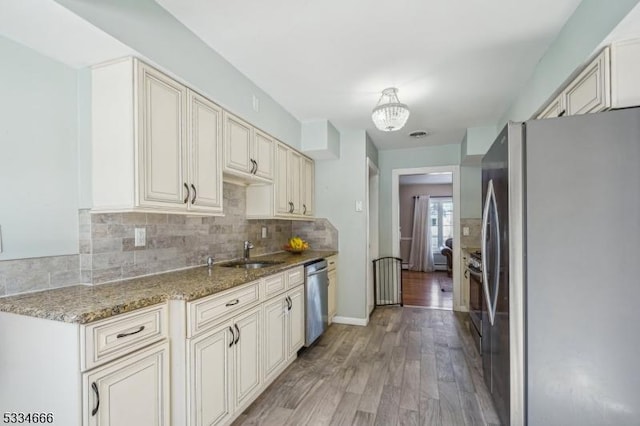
[116,325,145,338]
[228,326,235,347]
[91,382,100,416]
[191,184,197,204]
[183,183,189,204]
[225,299,240,307]
[234,324,240,345]
[287,296,292,311]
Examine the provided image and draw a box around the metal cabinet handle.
[287,296,292,311]
[183,183,190,204]
[228,326,235,347]
[91,382,100,416]
[289,202,294,213]
[249,159,256,174]
[303,204,307,215]
[225,299,240,307]
[191,184,197,204]
[234,324,240,345]
[464,269,469,279]
[116,325,145,339]
[558,109,566,117]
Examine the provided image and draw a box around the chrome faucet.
[243,241,254,260]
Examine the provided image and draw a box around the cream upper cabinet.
[187,91,223,213]
[223,111,274,183]
[84,342,170,426]
[223,111,253,175]
[253,129,275,180]
[138,63,188,208]
[564,48,610,115]
[301,157,314,217]
[91,57,223,215]
[246,141,315,220]
[287,150,302,215]
[536,94,565,119]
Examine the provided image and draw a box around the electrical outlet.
[463,226,470,236]
[134,228,146,247]
[261,226,267,239]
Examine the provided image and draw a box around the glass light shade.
[371,87,410,132]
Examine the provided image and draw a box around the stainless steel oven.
[467,252,483,353]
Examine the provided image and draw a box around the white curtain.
[408,196,435,272]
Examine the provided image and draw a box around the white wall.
[460,166,482,219]
[55,0,302,149]
[315,130,368,320]
[378,144,460,257]
[0,35,79,260]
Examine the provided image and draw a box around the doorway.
[392,166,462,310]
[366,158,379,318]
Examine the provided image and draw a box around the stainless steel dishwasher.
[304,259,328,346]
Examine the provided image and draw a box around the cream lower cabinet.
[0,304,170,426]
[327,255,337,325]
[188,305,261,426]
[173,268,306,426]
[83,342,170,426]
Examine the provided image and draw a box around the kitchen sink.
[220,260,284,269]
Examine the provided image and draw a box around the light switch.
[134,228,146,247]
[463,226,470,236]
[355,201,363,212]
[252,95,260,112]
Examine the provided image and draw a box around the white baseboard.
[332,316,369,327]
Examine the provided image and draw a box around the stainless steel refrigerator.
[481,108,640,425]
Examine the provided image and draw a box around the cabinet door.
[224,111,253,175]
[565,48,611,115]
[138,63,188,209]
[188,91,223,213]
[301,157,314,216]
[84,342,169,426]
[287,286,305,357]
[288,150,302,215]
[274,143,290,215]
[188,322,233,426]
[263,297,287,382]
[536,94,565,119]
[328,269,337,323]
[233,306,262,409]
[253,130,274,180]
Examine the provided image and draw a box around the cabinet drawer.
[81,304,167,371]
[327,255,338,272]
[188,281,260,337]
[263,272,286,298]
[285,266,304,288]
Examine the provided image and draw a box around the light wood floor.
[233,307,500,426]
[402,271,453,309]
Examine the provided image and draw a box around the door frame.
[365,158,379,319]
[391,165,464,311]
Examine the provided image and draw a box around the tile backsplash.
[81,183,293,284]
[1,183,338,296]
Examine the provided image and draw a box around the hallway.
[233,306,500,425]
[402,270,453,309]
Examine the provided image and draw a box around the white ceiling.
[400,173,452,185]
[155,0,583,150]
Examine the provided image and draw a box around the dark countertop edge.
[0,250,337,325]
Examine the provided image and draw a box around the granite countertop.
[0,250,336,324]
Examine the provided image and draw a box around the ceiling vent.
[409,130,430,138]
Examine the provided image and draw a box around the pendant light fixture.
[371,87,410,132]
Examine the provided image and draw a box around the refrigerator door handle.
[481,180,499,325]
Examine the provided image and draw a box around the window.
[430,197,453,251]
